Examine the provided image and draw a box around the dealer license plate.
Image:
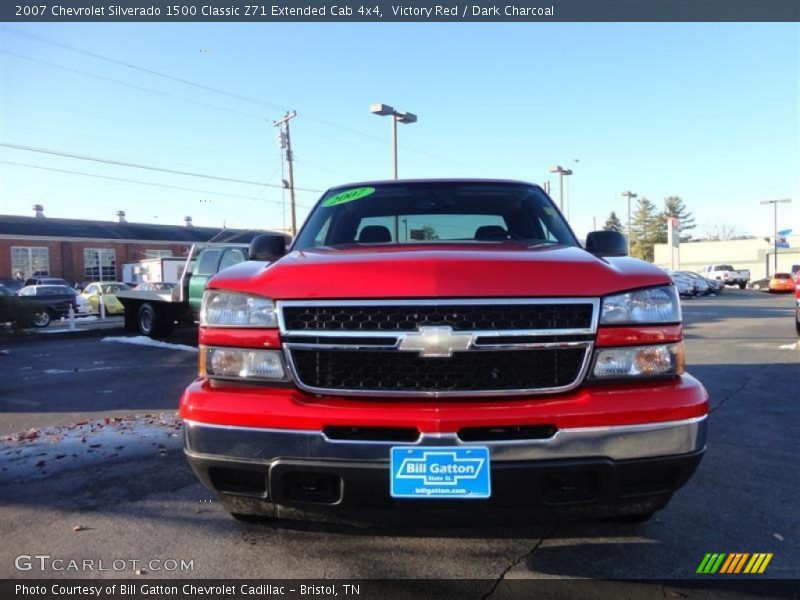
[390,446,491,499]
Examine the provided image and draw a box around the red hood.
[209,244,671,299]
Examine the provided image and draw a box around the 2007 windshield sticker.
[322,186,375,207]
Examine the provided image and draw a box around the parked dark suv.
[17,285,78,327]
[0,278,24,293]
[24,277,69,287]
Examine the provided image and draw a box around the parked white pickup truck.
[699,264,751,289]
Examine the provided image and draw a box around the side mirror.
[248,234,286,262]
[585,230,628,257]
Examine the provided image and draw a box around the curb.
[0,319,126,343]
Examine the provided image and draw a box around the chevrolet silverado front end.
[179,179,708,523]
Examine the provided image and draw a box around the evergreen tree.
[630,197,664,262]
[419,225,439,240]
[661,196,696,241]
[409,224,439,240]
[603,211,624,233]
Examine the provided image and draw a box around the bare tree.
[701,223,741,241]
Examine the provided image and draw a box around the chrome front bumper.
[184,416,706,464]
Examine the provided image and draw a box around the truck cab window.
[218,248,247,272]
[195,250,221,276]
[296,182,577,250]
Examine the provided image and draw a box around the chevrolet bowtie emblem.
[398,325,475,357]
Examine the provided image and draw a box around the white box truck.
[122,257,190,286]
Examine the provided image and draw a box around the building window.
[11,247,50,280]
[84,249,117,281]
[144,249,173,259]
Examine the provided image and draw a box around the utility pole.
[274,111,298,236]
[621,191,638,248]
[760,198,791,275]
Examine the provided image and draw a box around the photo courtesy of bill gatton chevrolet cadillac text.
[179,179,708,523]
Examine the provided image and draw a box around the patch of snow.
[45,366,122,375]
[101,336,198,353]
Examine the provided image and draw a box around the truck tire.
[738,282,746,290]
[138,303,174,338]
[230,513,269,523]
[606,510,656,524]
[32,309,51,328]
[124,307,138,332]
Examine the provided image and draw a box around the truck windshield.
[293,182,578,250]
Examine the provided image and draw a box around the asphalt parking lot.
[1,290,798,591]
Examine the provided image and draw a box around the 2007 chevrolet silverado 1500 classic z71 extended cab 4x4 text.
[180,179,708,524]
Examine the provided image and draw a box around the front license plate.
[390,446,491,499]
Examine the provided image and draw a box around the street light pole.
[370,104,417,179]
[760,198,792,274]
[549,166,572,212]
[621,191,638,247]
[391,114,398,179]
[564,168,573,219]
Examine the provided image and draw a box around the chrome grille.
[291,348,588,393]
[282,302,593,332]
[279,299,598,398]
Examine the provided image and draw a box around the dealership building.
[654,234,800,279]
[0,205,270,284]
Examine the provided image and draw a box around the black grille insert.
[323,426,420,442]
[290,348,587,393]
[283,303,593,332]
[458,424,558,441]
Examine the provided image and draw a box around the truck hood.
[209,244,671,299]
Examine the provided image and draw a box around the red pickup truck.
[180,179,708,523]
[795,273,800,335]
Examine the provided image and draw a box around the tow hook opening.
[542,471,599,504]
[208,467,268,497]
[282,472,343,505]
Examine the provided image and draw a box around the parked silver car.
[666,272,696,298]
[678,271,723,293]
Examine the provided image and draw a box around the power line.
[1,50,268,121]
[0,25,287,112]
[0,142,324,192]
[1,25,462,163]
[0,160,316,208]
[5,46,376,159]
[4,50,375,168]
[294,158,356,178]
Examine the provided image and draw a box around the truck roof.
[325,178,543,193]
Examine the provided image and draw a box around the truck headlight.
[600,285,680,325]
[591,343,684,379]
[200,346,287,381]
[200,291,277,327]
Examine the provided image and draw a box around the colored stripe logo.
[697,553,773,574]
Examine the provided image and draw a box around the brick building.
[0,205,270,285]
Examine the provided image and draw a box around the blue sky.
[1,22,798,238]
